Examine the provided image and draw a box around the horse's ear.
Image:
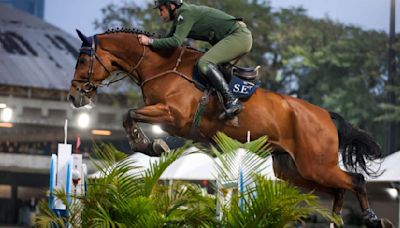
[76,29,91,46]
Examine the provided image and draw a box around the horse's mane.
[100,27,205,54]
[101,27,157,37]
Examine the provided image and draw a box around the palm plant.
[35,143,217,227]
[36,133,339,227]
[211,132,340,227]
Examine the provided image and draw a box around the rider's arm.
[151,12,194,49]
[165,24,176,38]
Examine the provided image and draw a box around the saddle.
[193,64,261,99]
[231,65,260,80]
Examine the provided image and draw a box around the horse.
[68,28,389,227]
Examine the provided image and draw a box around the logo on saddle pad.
[229,75,259,99]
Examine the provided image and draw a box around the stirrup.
[218,99,243,120]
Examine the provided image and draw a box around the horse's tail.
[329,112,382,177]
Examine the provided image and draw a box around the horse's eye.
[84,83,93,90]
[75,58,86,69]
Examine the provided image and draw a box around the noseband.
[71,35,146,96]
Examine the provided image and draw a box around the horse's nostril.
[68,94,75,103]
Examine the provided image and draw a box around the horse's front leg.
[130,103,174,124]
[123,104,174,156]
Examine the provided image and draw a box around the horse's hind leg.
[348,172,384,228]
[272,153,345,224]
[296,158,383,228]
[344,171,394,227]
[324,170,379,226]
[332,188,345,217]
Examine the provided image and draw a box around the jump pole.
[49,119,86,221]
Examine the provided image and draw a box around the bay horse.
[68,29,388,227]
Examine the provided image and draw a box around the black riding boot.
[206,63,243,119]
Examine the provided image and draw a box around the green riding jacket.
[151,3,241,49]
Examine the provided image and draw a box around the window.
[0,185,11,199]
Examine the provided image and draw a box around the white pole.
[64,119,68,144]
[247,131,251,143]
[238,149,244,210]
[397,188,399,228]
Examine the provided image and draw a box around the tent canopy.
[90,149,400,182]
[89,147,276,180]
[367,151,400,182]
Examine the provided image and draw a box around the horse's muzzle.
[68,94,84,108]
[67,93,91,109]
[68,94,79,108]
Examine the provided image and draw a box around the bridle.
[71,35,146,96]
[71,34,199,104]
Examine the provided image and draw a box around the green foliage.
[36,144,216,227]
[375,84,400,123]
[211,132,271,188]
[36,134,339,227]
[222,176,338,227]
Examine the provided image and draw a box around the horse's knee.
[123,109,136,125]
[197,58,215,75]
[123,113,129,127]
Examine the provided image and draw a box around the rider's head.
[154,0,182,22]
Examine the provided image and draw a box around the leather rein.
[138,46,195,88]
[72,35,196,96]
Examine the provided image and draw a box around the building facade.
[0,0,44,19]
[0,4,137,225]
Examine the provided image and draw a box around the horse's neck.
[98,34,142,72]
[100,33,202,72]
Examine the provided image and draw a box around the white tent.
[90,149,400,182]
[367,151,400,182]
[89,147,277,181]
[89,152,159,179]
[161,148,276,181]
[160,151,217,180]
[127,152,159,175]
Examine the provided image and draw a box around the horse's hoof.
[380,218,395,228]
[152,138,170,156]
[364,219,382,228]
[365,218,395,228]
[364,218,395,228]
[363,208,381,228]
[332,217,344,228]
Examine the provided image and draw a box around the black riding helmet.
[154,0,183,20]
[153,0,183,9]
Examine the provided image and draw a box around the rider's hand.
[138,34,153,46]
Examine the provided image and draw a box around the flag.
[76,135,81,154]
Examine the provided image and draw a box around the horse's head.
[68,29,146,109]
[68,30,113,108]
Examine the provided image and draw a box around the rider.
[138,0,252,119]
